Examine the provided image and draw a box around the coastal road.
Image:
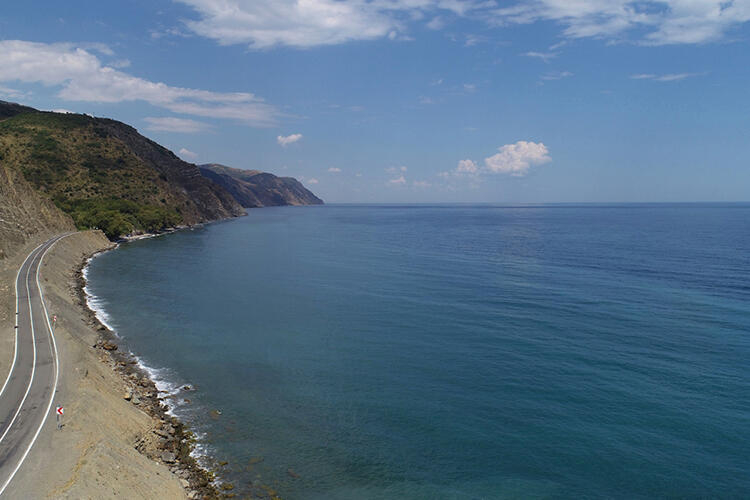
[0,234,72,495]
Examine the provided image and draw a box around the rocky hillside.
[199,163,324,208]
[0,103,244,240]
[0,163,74,260]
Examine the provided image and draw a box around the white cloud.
[463,83,477,92]
[418,95,434,104]
[0,40,279,126]
[386,166,408,173]
[277,133,303,146]
[307,178,319,185]
[484,140,551,176]
[491,1,750,45]
[439,158,481,179]
[426,16,446,30]
[540,71,573,81]
[327,167,342,173]
[456,159,479,174]
[522,51,557,62]
[174,0,493,49]
[549,40,568,50]
[171,0,750,49]
[464,34,487,46]
[630,72,703,81]
[145,116,211,133]
[388,175,407,185]
[656,73,701,81]
[78,42,114,56]
[413,180,432,187]
[0,85,29,100]
[51,108,74,113]
[178,147,198,160]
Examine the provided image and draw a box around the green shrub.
[55,197,180,239]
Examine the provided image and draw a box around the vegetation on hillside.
[0,110,223,238]
[55,197,180,239]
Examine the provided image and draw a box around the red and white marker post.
[55,406,63,430]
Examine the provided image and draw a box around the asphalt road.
[0,234,71,495]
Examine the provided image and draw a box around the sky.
[1,1,749,203]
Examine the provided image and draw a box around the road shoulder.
[4,231,187,499]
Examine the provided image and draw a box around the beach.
[0,230,218,499]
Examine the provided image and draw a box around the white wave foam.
[82,253,118,335]
[82,249,215,470]
[131,355,183,403]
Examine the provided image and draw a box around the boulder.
[154,428,171,439]
[101,341,118,351]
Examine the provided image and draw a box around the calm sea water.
[85,204,750,499]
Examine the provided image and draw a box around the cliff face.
[0,163,74,259]
[199,163,324,208]
[0,104,245,239]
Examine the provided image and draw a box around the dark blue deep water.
[85,204,750,499]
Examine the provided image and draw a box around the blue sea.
[84,204,750,499]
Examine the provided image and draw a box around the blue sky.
[1,0,749,202]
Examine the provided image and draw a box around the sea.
[83,204,750,499]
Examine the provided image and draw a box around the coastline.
[0,230,226,499]
[81,222,289,500]
[74,235,231,499]
[80,223,289,500]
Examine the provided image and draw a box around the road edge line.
[0,241,46,400]
[0,240,47,447]
[0,233,73,497]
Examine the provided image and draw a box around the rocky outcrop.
[199,163,324,208]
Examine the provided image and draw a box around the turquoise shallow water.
[85,204,750,499]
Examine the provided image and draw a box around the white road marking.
[0,242,43,447]
[0,233,73,496]
[0,241,46,400]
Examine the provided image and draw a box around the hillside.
[0,100,36,120]
[199,163,324,208]
[0,105,245,240]
[0,163,74,260]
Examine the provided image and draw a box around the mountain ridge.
[199,163,324,208]
[0,101,321,254]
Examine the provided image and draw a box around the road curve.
[0,234,72,495]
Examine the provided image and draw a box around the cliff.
[199,163,324,208]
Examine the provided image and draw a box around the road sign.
[56,406,63,415]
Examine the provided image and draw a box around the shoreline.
[73,236,229,498]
